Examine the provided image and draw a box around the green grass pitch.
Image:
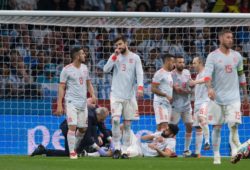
[0,156,249,170]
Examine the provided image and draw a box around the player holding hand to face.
[103,35,144,159]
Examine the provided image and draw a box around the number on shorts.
[235,112,241,120]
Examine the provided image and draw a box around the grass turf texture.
[0,156,249,170]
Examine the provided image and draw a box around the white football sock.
[112,117,121,150]
[212,126,221,157]
[67,130,76,153]
[184,132,192,151]
[195,131,203,154]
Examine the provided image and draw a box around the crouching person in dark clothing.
[77,106,113,157]
[31,98,113,157]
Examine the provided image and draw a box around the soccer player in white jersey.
[170,55,193,157]
[55,47,96,159]
[140,124,179,157]
[189,56,211,158]
[151,54,175,131]
[203,29,248,164]
[103,35,144,159]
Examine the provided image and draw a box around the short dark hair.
[175,55,184,60]
[114,35,127,44]
[162,53,174,63]
[168,124,179,136]
[219,29,233,37]
[194,56,205,65]
[70,47,82,59]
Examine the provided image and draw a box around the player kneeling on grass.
[231,139,250,164]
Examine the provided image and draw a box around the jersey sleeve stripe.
[240,82,247,86]
[152,82,160,85]
[204,76,212,82]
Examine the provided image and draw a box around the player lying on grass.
[86,124,179,158]
[231,139,250,164]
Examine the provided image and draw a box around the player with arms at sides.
[170,55,194,157]
[203,29,248,164]
[151,54,175,131]
[189,56,211,158]
[55,47,96,159]
[103,35,144,159]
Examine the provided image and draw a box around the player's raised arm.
[103,49,120,73]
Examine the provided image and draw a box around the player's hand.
[97,136,103,146]
[111,49,120,61]
[189,80,196,87]
[115,49,120,55]
[148,143,157,150]
[208,88,215,100]
[243,95,249,106]
[54,103,64,116]
[91,95,97,105]
[155,136,164,143]
[166,95,173,104]
[137,86,144,98]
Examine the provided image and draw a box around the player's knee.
[68,125,77,131]
[198,117,207,125]
[112,116,120,127]
[185,123,193,132]
[123,123,131,131]
[195,126,202,131]
[228,122,238,129]
[78,127,87,134]
[213,125,221,132]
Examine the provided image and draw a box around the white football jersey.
[60,63,90,109]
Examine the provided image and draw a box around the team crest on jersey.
[233,56,238,64]
[82,70,87,76]
[129,58,134,63]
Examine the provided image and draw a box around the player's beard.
[222,42,233,49]
[176,66,184,72]
[120,47,127,54]
[166,64,173,71]
[161,132,170,138]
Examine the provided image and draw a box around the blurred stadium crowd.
[0,0,250,100]
[0,0,250,13]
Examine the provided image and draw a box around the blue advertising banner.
[0,114,250,156]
